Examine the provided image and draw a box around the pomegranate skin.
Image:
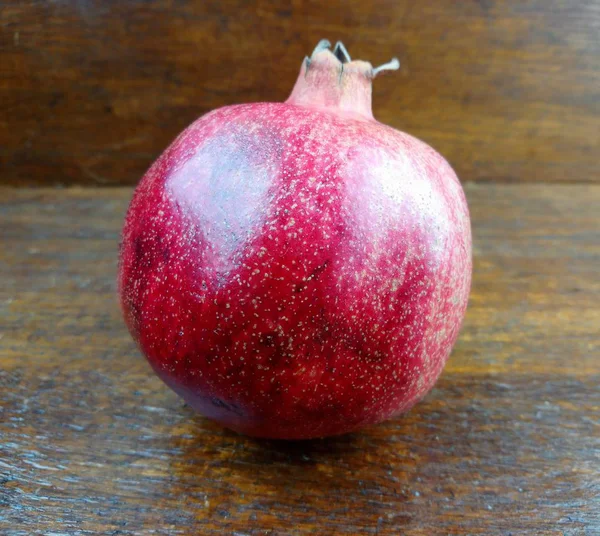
[119,44,471,439]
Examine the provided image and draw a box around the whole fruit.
[119,40,471,439]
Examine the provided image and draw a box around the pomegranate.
[118,40,471,439]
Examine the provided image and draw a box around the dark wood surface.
[1,184,598,535]
[2,0,600,186]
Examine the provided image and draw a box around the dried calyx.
[305,39,400,78]
[288,39,400,120]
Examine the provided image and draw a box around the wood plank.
[1,184,599,535]
[1,1,599,186]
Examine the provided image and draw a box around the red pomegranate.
[119,40,472,439]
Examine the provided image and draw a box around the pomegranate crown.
[305,39,400,79]
[287,39,399,121]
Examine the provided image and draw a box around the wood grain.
[1,184,598,535]
[1,0,599,186]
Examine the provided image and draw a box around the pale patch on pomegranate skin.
[118,43,471,439]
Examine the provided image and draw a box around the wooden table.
[1,183,598,535]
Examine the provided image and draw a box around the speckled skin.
[118,48,471,439]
